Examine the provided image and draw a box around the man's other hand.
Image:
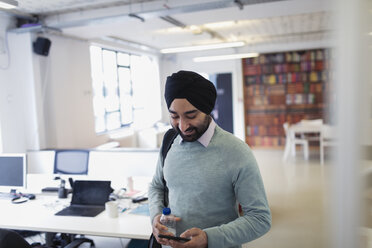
[170,228,208,248]
[152,213,181,246]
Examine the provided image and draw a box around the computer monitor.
[0,153,26,192]
[54,150,89,175]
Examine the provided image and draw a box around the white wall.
[0,21,164,151]
[0,15,41,153]
[0,22,137,152]
[40,35,109,148]
[41,35,167,149]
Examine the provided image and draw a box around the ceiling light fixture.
[99,36,157,53]
[160,41,245,54]
[0,0,18,9]
[193,52,259,62]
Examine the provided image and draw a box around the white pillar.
[331,0,370,247]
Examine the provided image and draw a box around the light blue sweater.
[148,125,271,248]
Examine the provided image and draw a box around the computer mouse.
[25,194,35,200]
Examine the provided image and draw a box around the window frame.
[90,45,158,134]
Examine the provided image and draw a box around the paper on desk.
[124,190,140,197]
[130,203,150,216]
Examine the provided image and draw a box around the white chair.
[283,122,309,161]
[299,119,323,142]
[320,124,337,164]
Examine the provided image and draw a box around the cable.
[11,196,29,204]
[0,30,11,70]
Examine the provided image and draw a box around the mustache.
[174,126,196,135]
[185,127,195,132]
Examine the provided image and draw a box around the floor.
[243,148,331,248]
[27,148,332,248]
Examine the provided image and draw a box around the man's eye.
[171,115,179,119]
[186,115,196,119]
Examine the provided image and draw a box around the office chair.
[54,150,90,175]
[45,233,95,248]
[64,236,95,248]
[0,228,46,248]
[0,229,92,248]
[51,150,95,248]
[0,229,31,248]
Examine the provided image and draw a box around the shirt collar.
[179,118,216,148]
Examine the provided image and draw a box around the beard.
[172,115,211,142]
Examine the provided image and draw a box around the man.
[148,70,271,248]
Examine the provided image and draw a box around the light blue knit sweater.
[148,125,271,248]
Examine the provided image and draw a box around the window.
[89,46,161,133]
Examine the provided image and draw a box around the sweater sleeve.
[203,149,272,247]
[148,152,166,224]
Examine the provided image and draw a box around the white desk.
[288,122,323,137]
[0,195,152,239]
[0,174,153,240]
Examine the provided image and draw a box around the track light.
[160,41,245,54]
[193,52,259,62]
[0,0,18,9]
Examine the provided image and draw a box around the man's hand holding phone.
[152,214,208,247]
[168,228,208,248]
[158,234,191,242]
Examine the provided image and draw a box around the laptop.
[55,180,112,217]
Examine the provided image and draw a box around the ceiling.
[3,0,333,53]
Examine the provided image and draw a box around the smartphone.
[131,196,148,203]
[158,234,191,242]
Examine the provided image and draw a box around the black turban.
[165,70,217,114]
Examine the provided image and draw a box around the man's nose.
[178,118,189,132]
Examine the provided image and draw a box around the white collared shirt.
[179,118,216,148]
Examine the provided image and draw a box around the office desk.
[288,122,323,136]
[0,194,152,240]
[0,174,153,240]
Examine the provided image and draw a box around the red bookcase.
[242,49,330,147]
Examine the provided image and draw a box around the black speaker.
[33,37,51,56]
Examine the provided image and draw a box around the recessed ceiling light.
[160,41,245,54]
[0,0,18,9]
[189,25,202,34]
[193,52,259,62]
[203,21,237,29]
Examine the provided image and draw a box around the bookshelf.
[242,49,329,147]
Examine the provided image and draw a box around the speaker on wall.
[33,37,51,56]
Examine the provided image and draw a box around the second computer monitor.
[54,150,89,175]
[0,153,26,192]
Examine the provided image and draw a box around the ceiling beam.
[39,0,287,29]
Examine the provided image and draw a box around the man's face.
[169,98,211,142]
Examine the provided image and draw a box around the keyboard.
[41,187,59,192]
[55,205,105,217]
[0,192,18,200]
